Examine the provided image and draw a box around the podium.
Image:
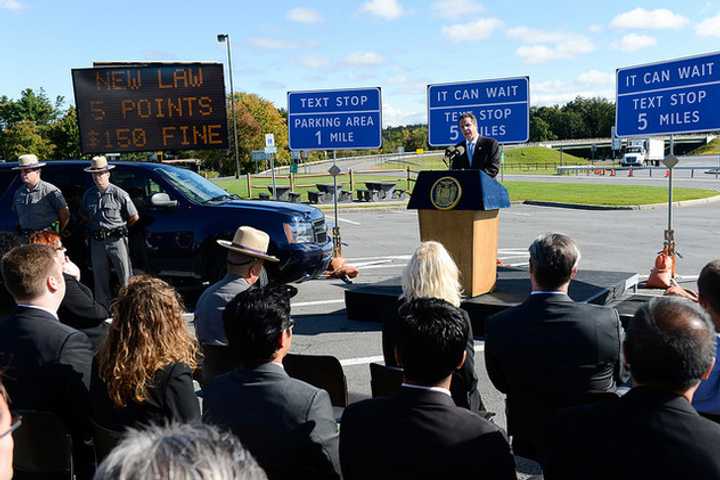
[407,170,511,297]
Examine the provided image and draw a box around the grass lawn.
[383,146,591,174]
[504,181,719,206]
[689,137,720,155]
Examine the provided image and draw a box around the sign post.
[427,76,529,147]
[288,87,382,255]
[616,51,720,275]
[264,133,278,198]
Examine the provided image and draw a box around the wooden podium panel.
[418,209,499,297]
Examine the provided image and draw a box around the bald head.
[626,297,716,392]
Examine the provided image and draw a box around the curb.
[523,194,720,211]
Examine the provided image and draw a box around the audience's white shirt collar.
[401,383,452,397]
[16,304,59,320]
[530,290,566,296]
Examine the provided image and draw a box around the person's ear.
[456,350,467,370]
[570,266,578,280]
[47,273,61,294]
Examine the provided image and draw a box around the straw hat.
[12,154,46,170]
[84,156,116,173]
[217,226,279,262]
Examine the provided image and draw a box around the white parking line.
[292,299,346,308]
[346,255,412,262]
[337,217,361,226]
[339,342,485,367]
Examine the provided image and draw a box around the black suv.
[0,161,332,285]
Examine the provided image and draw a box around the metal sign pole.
[332,151,341,256]
[664,135,677,275]
[270,154,277,199]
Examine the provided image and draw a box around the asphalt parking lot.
[284,198,720,431]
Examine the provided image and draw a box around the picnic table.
[267,185,291,201]
[316,183,343,196]
[364,181,396,200]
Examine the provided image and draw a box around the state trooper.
[81,156,139,306]
[12,154,70,240]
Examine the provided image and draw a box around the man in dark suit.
[485,233,627,462]
[449,112,500,177]
[203,284,340,480]
[0,244,94,476]
[545,297,720,479]
[340,298,516,480]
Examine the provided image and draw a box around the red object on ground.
[326,256,359,279]
[646,250,673,289]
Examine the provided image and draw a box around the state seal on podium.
[430,176,462,210]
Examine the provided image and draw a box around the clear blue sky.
[1,0,719,126]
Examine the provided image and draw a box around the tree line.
[0,89,616,175]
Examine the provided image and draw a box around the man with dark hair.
[545,297,720,479]
[693,259,720,419]
[340,298,515,480]
[203,284,340,480]
[449,112,500,177]
[484,233,626,461]
[0,244,94,476]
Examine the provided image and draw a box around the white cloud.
[361,0,404,20]
[610,8,689,30]
[383,103,424,127]
[615,33,657,52]
[442,18,503,41]
[247,37,315,49]
[507,27,594,64]
[696,14,720,37]
[299,55,329,69]
[532,80,613,106]
[0,0,24,11]
[344,51,384,66]
[588,24,603,33]
[431,0,483,18]
[287,7,322,23]
[577,69,613,86]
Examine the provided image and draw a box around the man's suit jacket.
[340,386,516,480]
[450,136,500,177]
[203,362,340,480]
[484,293,627,458]
[0,306,93,437]
[58,273,110,350]
[544,387,720,479]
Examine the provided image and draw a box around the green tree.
[0,88,63,129]
[0,120,55,160]
[46,107,81,159]
[529,112,556,141]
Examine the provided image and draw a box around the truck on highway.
[621,138,664,167]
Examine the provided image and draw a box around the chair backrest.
[200,344,238,387]
[13,410,74,478]
[283,353,348,407]
[369,363,403,398]
[91,419,124,463]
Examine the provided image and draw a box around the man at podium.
[448,113,500,178]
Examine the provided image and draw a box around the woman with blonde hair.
[90,275,200,430]
[383,241,485,413]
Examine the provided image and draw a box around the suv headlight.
[284,218,315,243]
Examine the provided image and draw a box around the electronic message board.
[72,63,228,154]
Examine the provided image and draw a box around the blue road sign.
[287,87,382,151]
[427,77,529,146]
[616,51,720,137]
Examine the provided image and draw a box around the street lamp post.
[217,33,240,179]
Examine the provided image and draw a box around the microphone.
[443,145,465,169]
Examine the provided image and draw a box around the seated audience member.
[545,297,720,479]
[94,422,267,480]
[203,284,340,480]
[484,233,627,461]
[342,298,515,480]
[29,230,109,349]
[382,241,484,412]
[0,244,94,475]
[693,259,720,420]
[194,226,275,383]
[0,379,16,480]
[90,275,200,431]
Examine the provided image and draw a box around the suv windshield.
[157,167,233,204]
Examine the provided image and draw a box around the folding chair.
[369,362,403,398]
[91,419,124,463]
[283,353,348,421]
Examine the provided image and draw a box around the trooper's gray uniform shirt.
[12,180,67,231]
[82,183,138,307]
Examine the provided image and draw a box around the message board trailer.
[427,77,529,147]
[287,87,382,151]
[72,63,228,154]
[616,51,720,137]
